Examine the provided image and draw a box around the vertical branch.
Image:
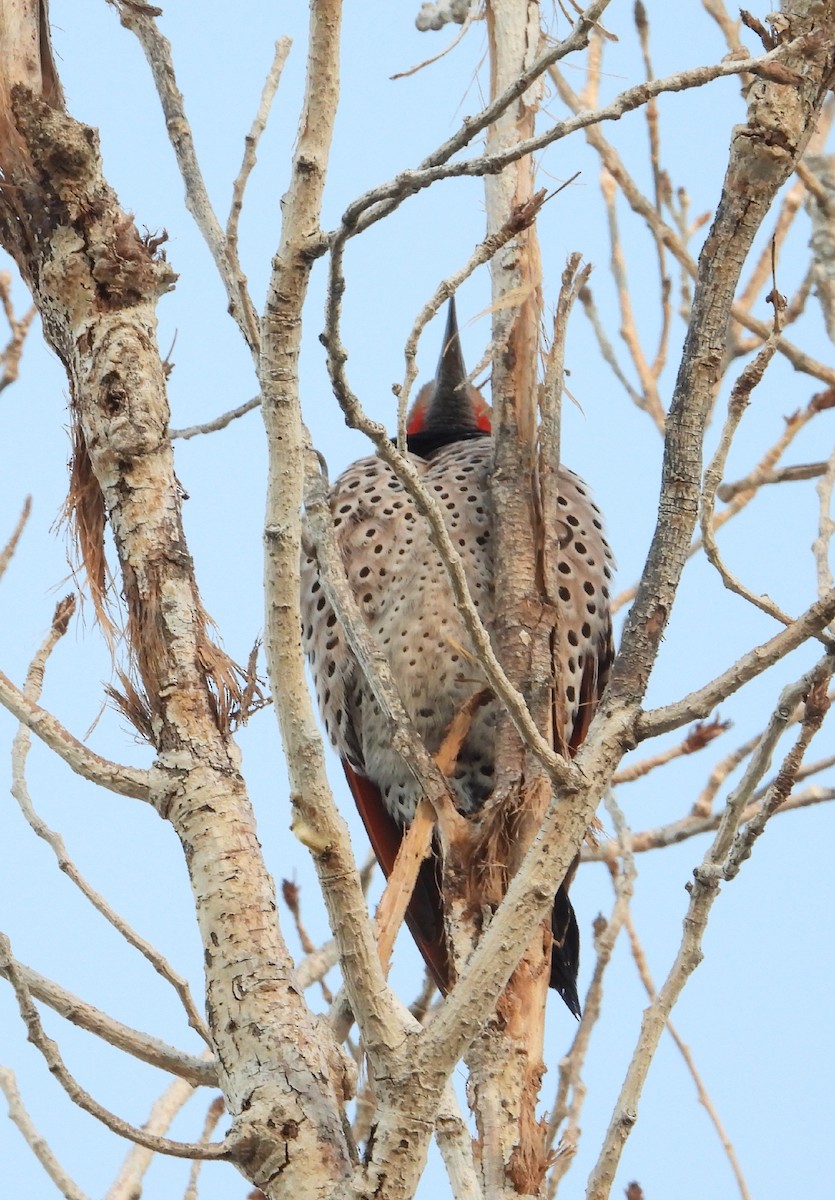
[0,6,354,1195]
[261,0,407,1061]
[464,2,557,1194]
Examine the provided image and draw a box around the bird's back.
[301,436,614,825]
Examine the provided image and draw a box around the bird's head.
[405,299,491,454]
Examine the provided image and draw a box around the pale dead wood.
[578,283,648,415]
[331,0,614,244]
[0,662,151,799]
[600,169,667,433]
[549,61,835,388]
[734,98,835,329]
[462,1,552,1188]
[374,799,436,974]
[804,152,835,342]
[0,1066,90,1200]
[396,190,547,448]
[541,251,590,766]
[337,41,800,258]
[813,444,835,605]
[546,794,636,1195]
[589,743,835,858]
[374,688,493,974]
[586,785,835,857]
[321,291,581,797]
[720,672,831,880]
[589,655,834,1197]
[281,880,335,1004]
[3,2,835,1197]
[717,458,832,499]
[617,385,835,617]
[700,328,800,630]
[586,6,835,1187]
[0,6,354,1190]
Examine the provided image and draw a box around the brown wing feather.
[342,761,450,993]
[553,620,614,1012]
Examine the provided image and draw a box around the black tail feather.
[550,884,581,1018]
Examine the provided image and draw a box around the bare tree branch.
[0,661,151,800]
[103,1075,208,1200]
[0,956,215,1086]
[108,0,261,356]
[588,651,833,1198]
[0,932,231,1160]
[0,1066,91,1200]
[11,596,210,1045]
[0,494,31,583]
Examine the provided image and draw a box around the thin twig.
[578,283,647,413]
[396,190,548,447]
[0,932,230,1160]
[637,587,835,740]
[600,169,666,432]
[717,459,831,499]
[0,270,36,393]
[587,778,835,859]
[0,495,31,583]
[622,911,752,1200]
[335,40,801,254]
[110,1,260,356]
[550,63,835,389]
[393,4,475,78]
[183,1095,227,1200]
[0,1067,90,1200]
[12,597,211,1045]
[281,879,334,1004]
[0,630,151,802]
[103,1074,207,1200]
[0,956,214,1085]
[588,656,833,1199]
[700,328,799,630]
[169,394,260,440]
[612,718,731,784]
[813,443,835,610]
[226,38,291,260]
[546,793,635,1193]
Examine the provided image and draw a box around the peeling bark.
[0,8,352,1196]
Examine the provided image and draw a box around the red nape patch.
[406,396,427,435]
[474,396,492,432]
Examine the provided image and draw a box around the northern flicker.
[301,300,614,1016]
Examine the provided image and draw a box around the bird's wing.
[342,760,450,994]
[569,615,615,754]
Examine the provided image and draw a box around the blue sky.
[1,3,833,1197]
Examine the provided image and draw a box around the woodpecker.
[301,300,614,1016]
